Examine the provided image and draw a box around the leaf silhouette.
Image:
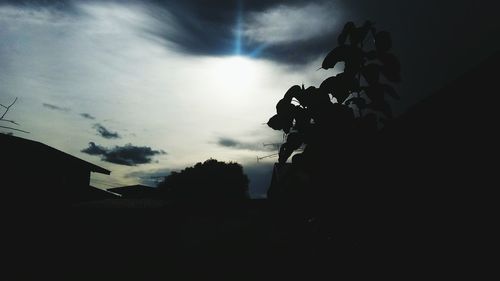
[276,98,295,116]
[337,21,355,45]
[367,99,392,118]
[345,97,367,109]
[322,45,364,77]
[361,63,381,85]
[267,114,293,133]
[319,74,357,103]
[283,85,303,102]
[322,45,349,69]
[286,132,303,150]
[378,53,401,82]
[364,50,378,60]
[382,84,400,100]
[349,21,373,46]
[374,31,392,53]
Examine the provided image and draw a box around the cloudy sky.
[1,0,499,197]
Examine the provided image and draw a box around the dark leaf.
[278,143,294,164]
[321,45,350,69]
[267,114,283,130]
[365,50,378,60]
[382,84,400,100]
[368,99,393,118]
[349,20,373,46]
[361,63,381,85]
[345,97,367,109]
[364,85,385,103]
[286,132,303,150]
[375,31,392,52]
[337,21,355,45]
[276,99,295,116]
[320,74,358,103]
[379,53,401,82]
[283,85,303,102]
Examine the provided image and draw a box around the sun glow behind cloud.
[0,1,337,196]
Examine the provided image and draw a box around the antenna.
[257,153,279,162]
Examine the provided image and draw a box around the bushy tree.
[267,21,401,165]
[157,159,249,202]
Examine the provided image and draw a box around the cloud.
[80,141,108,155]
[140,0,343,64]
[93,123,120,139]
[243,2,340,45]
[217,137,239,147]
[81,142,166,166]
[80,113,95,120]
[42,103,70,112]
[217,137,276,152]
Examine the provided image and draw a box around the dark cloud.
[80,113,95,120]
[218,137,239,147]
[93,123,120,139]
[144,0,332,64]
[217,137,276,151]
[80,142,108,155]
[42,103,69,112]
[81,142,166,166]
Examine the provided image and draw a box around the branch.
[0,125,30,134]
[0,97,17,120]
[0,119,20,125]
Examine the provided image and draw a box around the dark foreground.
[3,195,474,281]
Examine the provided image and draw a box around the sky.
[1,0,499,198]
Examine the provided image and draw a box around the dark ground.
[2,194,468,280]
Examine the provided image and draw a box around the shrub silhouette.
[267,21,401,165]
[157,159,249,202]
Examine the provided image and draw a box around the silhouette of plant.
[0,97,29,134]
[267,21,400,164]
[157,159,249,202]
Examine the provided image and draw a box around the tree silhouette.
[267,21,401,165]
[157,159,249,202]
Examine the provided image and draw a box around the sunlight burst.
[209,56,259,90]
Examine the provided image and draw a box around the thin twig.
[0,119,20,125]
[0,97,17,120]
[0,125,29,133]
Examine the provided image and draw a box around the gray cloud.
[243,2,340,45]
[80,113,95,120]
[142,0,342,64]
[217,137,277,152]
[42,103,70,112]
[81,142,166,166]
[93,123,120,139]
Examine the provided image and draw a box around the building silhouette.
[0,134,114,207]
